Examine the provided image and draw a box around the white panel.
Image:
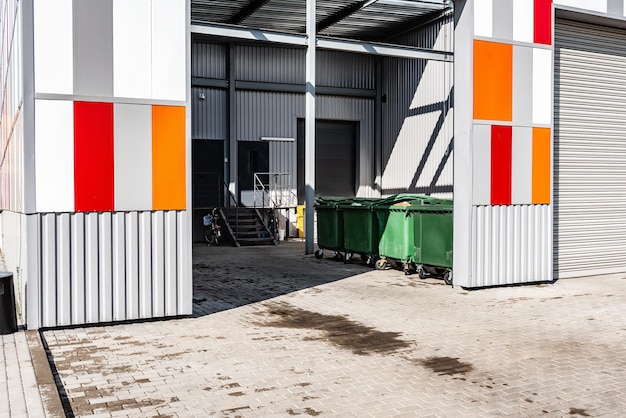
[177,211,192,315]
[555,19,626,278]
[152,211,165,317]
[152,0,186,101]
[56,213,71,326]
[113,0,152,98]
[164,211,177,316]
[511,127,532,204]
[532,48,552,125]
[471,205,552,288]
[33,0,73,94]
[71,213,85,325]
[472,124,491,205]
[554,0,607,13]
[112,213,126,321]
[473,0,493,38]
[125,212,140,320]
[513,0,534,43]
[41,215,56,327]
[99,213,113,322]
[139,212,152,318]
[35,100,74,212]
[85,213,99,323]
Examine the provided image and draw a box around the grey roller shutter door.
[555,19,626,278]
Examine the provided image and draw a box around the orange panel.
[473,40,513,122]
[152,105,186,210]
[532,127,551,204]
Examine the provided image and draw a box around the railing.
[253,173,298,209]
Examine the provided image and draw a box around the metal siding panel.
[73,0,113,97]
[152,0,186,101]
[125,212,140,320]
[164,211,177,316]
[472,124,491,205]
[471,205,552,287]
[236,45,304,84]
[71,213,85,325]
[152,211,165,317]
[35,100,74,212]
[513,0,534,43]
[512,127,533,204]
[112,213,126,321]
[98,213,113,322]
[113,0,151,99]
[513,46,533,126]
[317,50,375,89]
[554,0,608,13]
[114,104,152,210]
[85,213,99,323]
[555,19,626,278]
[139,212,152,318]
[192,42,226,79]
[474,0,493,38]
[40,214,56,327]
[381,18,454,198]
[191,88,227,140]
[56,213,71,326]
[493,0,513,41]
[33,0,73,94]
[177,211,192,315]
[532,48,552,125]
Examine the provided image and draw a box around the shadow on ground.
[192,241,372,317]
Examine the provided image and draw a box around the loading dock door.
[297,119,357,204]
[554,19,626,278]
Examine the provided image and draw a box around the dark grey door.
[192,139,224,208]
[238,141,269,203]
[297,119,358,203]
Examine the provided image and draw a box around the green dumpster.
[339,197,383,263]
[314,196,348,260]
[413,200,453,284]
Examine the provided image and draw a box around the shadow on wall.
[381,18,454,197]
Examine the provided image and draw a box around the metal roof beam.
[227,0,271,25]
[191,23,453,62]
[316,0,379,33]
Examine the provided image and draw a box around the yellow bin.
[296,205,306,238]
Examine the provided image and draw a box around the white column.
[305,0,316,254]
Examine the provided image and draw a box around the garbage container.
[413,200,453,284]
[340,196,401,264]
[314,196,349,260]
[0,272,18,334]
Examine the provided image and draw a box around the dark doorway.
[238,141,269,205]
[297,119,358,204]
[192,139,224,209]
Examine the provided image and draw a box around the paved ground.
[5,241,626,417]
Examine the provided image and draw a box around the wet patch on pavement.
[258,302,412,355]
[419,356,474,376]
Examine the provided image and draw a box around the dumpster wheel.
[343,252,353,264]
[416,266,426,280]
[314,249,324,259]
[333,251,344,262]
[375,259,390,270]
[443,270,453,286]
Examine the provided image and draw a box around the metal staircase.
[220,207,277,247]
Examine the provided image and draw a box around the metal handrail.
[253,172,298,209]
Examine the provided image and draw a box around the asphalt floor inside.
[30,241,626,416]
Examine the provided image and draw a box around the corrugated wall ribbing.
[1,0,25,212]
[471,205,552,288]
[236,91,375,196]
[234,45,375,89]
[191,42,226,79]
[392,12,454,52]
[380,17,454,198]
[37,211,191,328]
[191,87,227,140]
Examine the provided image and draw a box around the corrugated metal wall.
[0,0,25,212]
[191,87,227,140]
[381,14,454,198]
[470,205,553,287]
[35,211,191,328]
[192,42,226,79]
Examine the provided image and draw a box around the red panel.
[74,102,114,212]
[491,125,512,205]
[534,0,552,45]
